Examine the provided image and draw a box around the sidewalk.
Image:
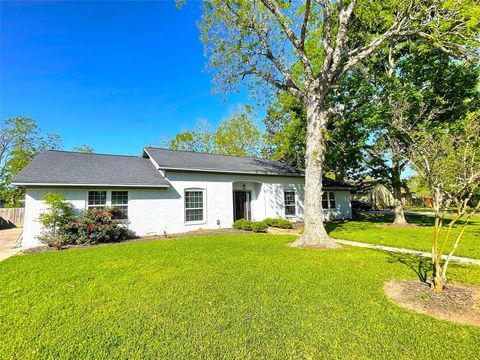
[0,228,22,262]
[334,239,480,266]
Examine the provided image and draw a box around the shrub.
[264,218,294,229]
[233,218,246,229]
[64,208,135,245]
[38,193,77,249]
[233,218,252,230]
[250,221,268,233]
[233,218,267,232]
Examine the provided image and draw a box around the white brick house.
[13,148,353,248]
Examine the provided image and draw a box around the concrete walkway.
[334,239,480,266]
[0,228,22,262]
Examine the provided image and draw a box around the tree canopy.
[166,107,266,157]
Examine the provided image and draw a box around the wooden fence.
[0,208,25,229]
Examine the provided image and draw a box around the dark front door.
[234,191,251,221]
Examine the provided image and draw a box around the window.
[328,192,336,209]
[111,191,128,219]
[185,189,204,223]
[284,190,296,216]
[322,192,336,209]
[88,191,106,211]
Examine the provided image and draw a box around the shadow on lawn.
[350,213,478,227]
[387,253,431,283]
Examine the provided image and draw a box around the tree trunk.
[392,146,407,225]
[291,98,341,249]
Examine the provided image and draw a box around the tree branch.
[259,0,314,81]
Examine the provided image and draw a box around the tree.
[72,145,95,153]
[264,69,372,180]
[168,120,215,153]
[0,116,63,207]
[198,0,479,247]
[362,44,479,224]
[214,107,265,157]
[167,108,266,157]
[398,112,480,292]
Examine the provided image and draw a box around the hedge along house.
[12,148,354,248]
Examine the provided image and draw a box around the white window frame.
[322,191,337,210]
[111,190,129,220]
[87,190,107,211]
[184,188,207,225]
[86,190,129,220]
[284,189,296,217]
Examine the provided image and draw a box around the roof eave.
[161,167,305,177]
[11,182,170,188]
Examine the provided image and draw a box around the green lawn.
[327,213,480,260]
[1,234,479,359]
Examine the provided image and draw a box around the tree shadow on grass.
[387,253,431,283]
[352,213,478,227]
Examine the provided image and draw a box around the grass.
[327,213,480,260]
[1,234,480,359]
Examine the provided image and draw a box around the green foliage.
[232,218,268,232]
[72,145,95,153]
[214,107,265,157]
[0,116,63,207]
[1,235,479,358]
[63,208,135,245]
[167,107,266,157]
[263,90,369,179]
[169,120,215,153]
[263,218,293,229]
[250,221,268,233]
[233,218,252,230]
[38,193,76,249]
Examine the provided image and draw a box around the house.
[351,180,394,210]
[12,148,354,248]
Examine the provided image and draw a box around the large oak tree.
[197,0,479,247]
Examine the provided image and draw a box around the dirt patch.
[384,279,480,327]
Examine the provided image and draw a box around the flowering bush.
[64,208,135,245]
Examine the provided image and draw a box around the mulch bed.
[384,279,480,327]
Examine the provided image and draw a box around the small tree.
[38,193,76,249]
[403,112,480,292]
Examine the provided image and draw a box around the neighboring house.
[352,180,395,210]
[12,148,353,248]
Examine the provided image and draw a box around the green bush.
[38,193,77,249]
[250,221,268,233]
[64,208,135,245]
[233,218,267,232]
[264,218,294,229]
[233,218,246,229]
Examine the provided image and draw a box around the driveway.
[0,227,22,261]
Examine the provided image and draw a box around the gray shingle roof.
[12,150,170,188]
[144,147,305,177]
[144,148,353,189]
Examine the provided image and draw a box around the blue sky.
[1,1,253,155]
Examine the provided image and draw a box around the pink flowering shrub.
[64,208,135,245]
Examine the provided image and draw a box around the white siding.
[21,172,351,248]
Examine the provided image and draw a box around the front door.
[234,191,251,221]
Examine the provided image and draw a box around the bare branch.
[300,0,311,49]
[259,0,314,81]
